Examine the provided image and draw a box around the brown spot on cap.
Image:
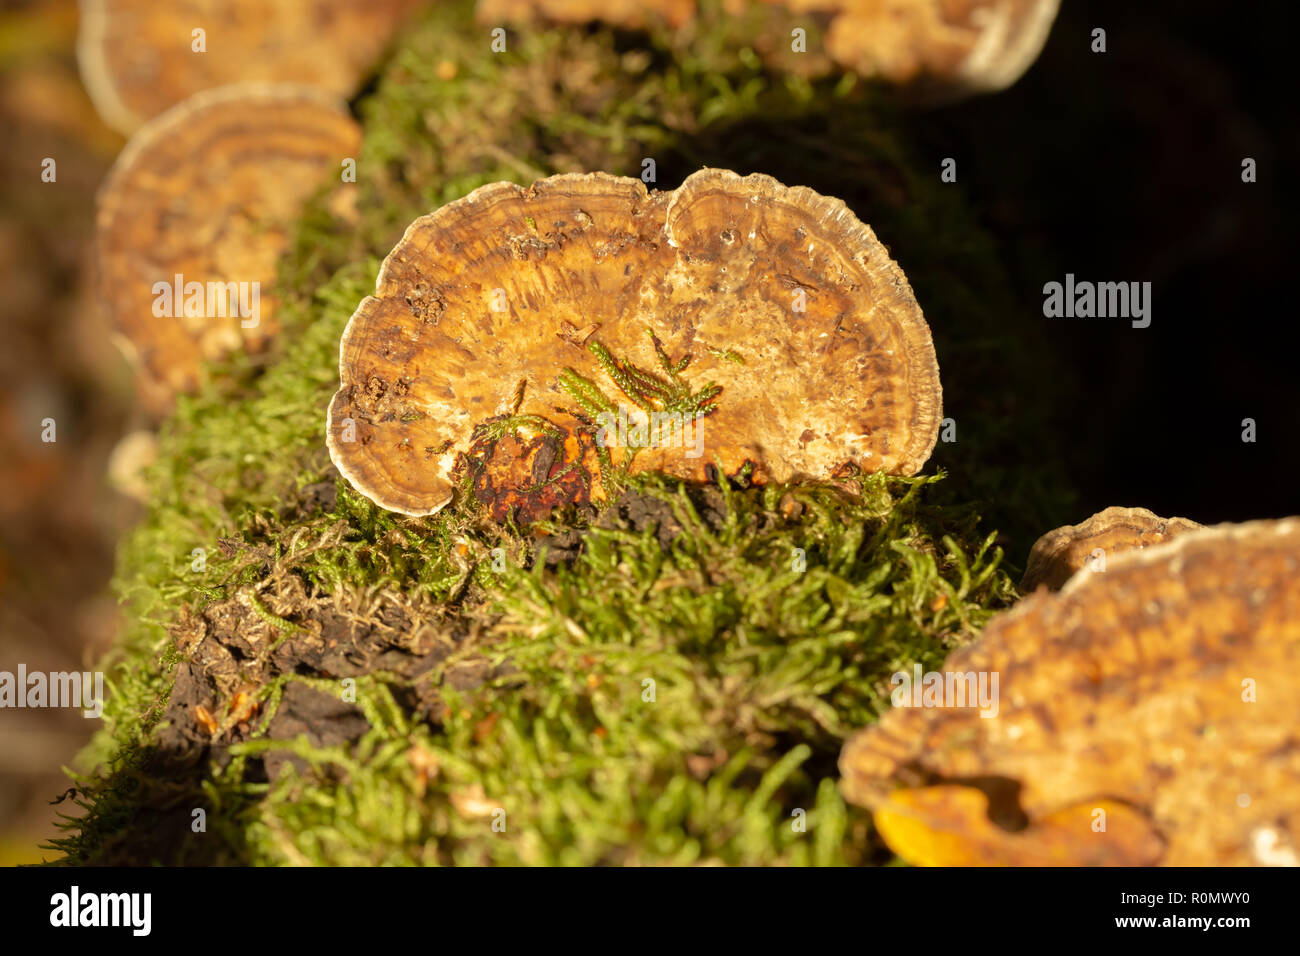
[1021,505,1203,592]
[840,517,1300,866]
[95,84,360,412]
[463,418,600,523]
[326,168,942,517]
[78,0,421,134]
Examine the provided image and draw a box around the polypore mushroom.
[476,0,1060,96]
[78,0,421,135]
[95,84,360,411]
[326,168,941,519]
[840,517,1300,866]
[797,0,1062,95]
[1021,505,1203,592]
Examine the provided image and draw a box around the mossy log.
[56,2,1069,865]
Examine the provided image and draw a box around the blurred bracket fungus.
[839,517,1300,866]
[775,0,1062,96]
[475,0,1060,98]
[94,83,361,413]
[77,0,422,135]
[326,167,942,520]
[105,428,158,503]
[1021,505,1204,592]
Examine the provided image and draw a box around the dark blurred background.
[0,0,1294,860]
[916,0,1297,525]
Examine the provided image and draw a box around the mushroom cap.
[95,83,360,409]
[1021,505,1203,592]
[326,168,941,517]
[475,0,1060,95]
[77,0,420,135]
[811,0,1062,94]
[840,517,1300,866]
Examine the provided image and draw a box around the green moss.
[50,0,1055,865]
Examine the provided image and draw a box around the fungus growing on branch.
[1021,505,1203,592]
[78,0,420,134]
[840,517,1300,866]
[327,168,942,519]
[95,84,360,411]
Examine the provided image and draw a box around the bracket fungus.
[840,517,1300,866]
[783,0,1062,95]
[326,168,941,519]
[1021,505,1203,592]
[476,0,1060,96]
[95,84,360,411]
[77,0,421,135]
